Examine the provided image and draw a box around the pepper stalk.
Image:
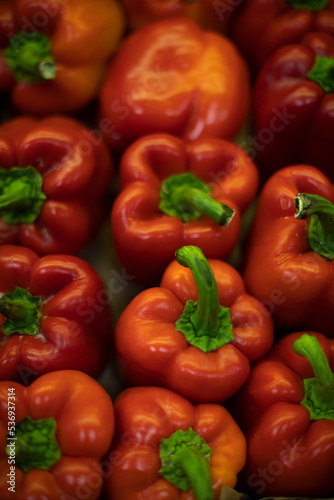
[175,245,234,352]
[293,334,334,421]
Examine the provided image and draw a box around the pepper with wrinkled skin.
[0,115,112,255]
[233,0,334,71]
[243,165,334,336]
[228,332,334,497]
[111,134,259,284]
[0,370,115,500]
[104,385,246,500]
[0,0,125,114]
[0,245,113,381]
[252,32,334,180]
[115,246,273,403]
[120,0,236,33]
[99,18,250,151]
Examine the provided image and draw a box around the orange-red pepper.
[115,245,273,403]
[99,18,250,151]
[0,0,125,114]
[111,134,259,284]
[104,386,246,500]
[0,370,115,500]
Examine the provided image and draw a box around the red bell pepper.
[0,244,113,382]
[228,332,334,497]
[111,134,259,284]
[99,18,250,151]
[0,115,112,255]
[243,165,334,336]
[120,0,237,33]
[115,245,273,403]
[0,370,115,500]
[233,0,334,71]
[251,32,334,181]
[103,385,246,500]
[0,0,125,114]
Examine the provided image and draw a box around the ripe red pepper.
[120,0,236,33]
[115,245,273,403]
[0,370,115,500]
[99,18,250,151]
[229,332,334,497]
[0,115,112,255]
[111,134,259,284]
[0,0,125,114]
[252,32,334,181]
[233,0,334,71]
[0,245,113,382]
[243,165,334,336]
[104,385,246,500]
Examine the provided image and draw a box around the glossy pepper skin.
[252,33,334,181]
[0,115,112,255]
[0,0,125,115]
[0,245,113,381]
[111,134,259,284]
[121,0,236,33]
[104,386,246,500]
[233,0,334,71]
[228,332,334,497]
[115,246,273,403]
[243,165,334,336]
[99,18,250,151]
[0,370,115,500]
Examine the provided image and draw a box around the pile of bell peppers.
[1,0,334,499]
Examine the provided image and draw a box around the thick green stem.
[307,55,334,93]
[293,334,334,421]
[6,416,61,472]
[284,0,330,9]
[159,173,234,225]
[175,246,233,352]
[159,428,213,500]
[294,193,334,259]
[0,287,42,336]
[0,166,46,224]
[4,31,56,83]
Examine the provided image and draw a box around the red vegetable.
[252,32,334,181]
[111,134,259,284]
[0,245,113,382]
[243,165,334,336]
[0,0,125,114]
[233,0,334,71]
[99,18,250,151]
[0,370,115,500]
[115,245,273,403]
[104,386,246,499]
[0,115,112,255]
[229,332,334,497]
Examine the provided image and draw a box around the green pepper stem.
[0,166,46,225]
[284,0,330,10]
[294,193,334,259]
[307,55,334,93]
[293,334,334,419]
[0,287,42,336]
[159,172,234,225]
[4,31,56,83]
[7,416,61,472]
[175,246,234,352]
[0,181,33,211]
[175,448,213,500]
[176,246,220,336]
[172,186,234,226]
[159,428,213,499]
